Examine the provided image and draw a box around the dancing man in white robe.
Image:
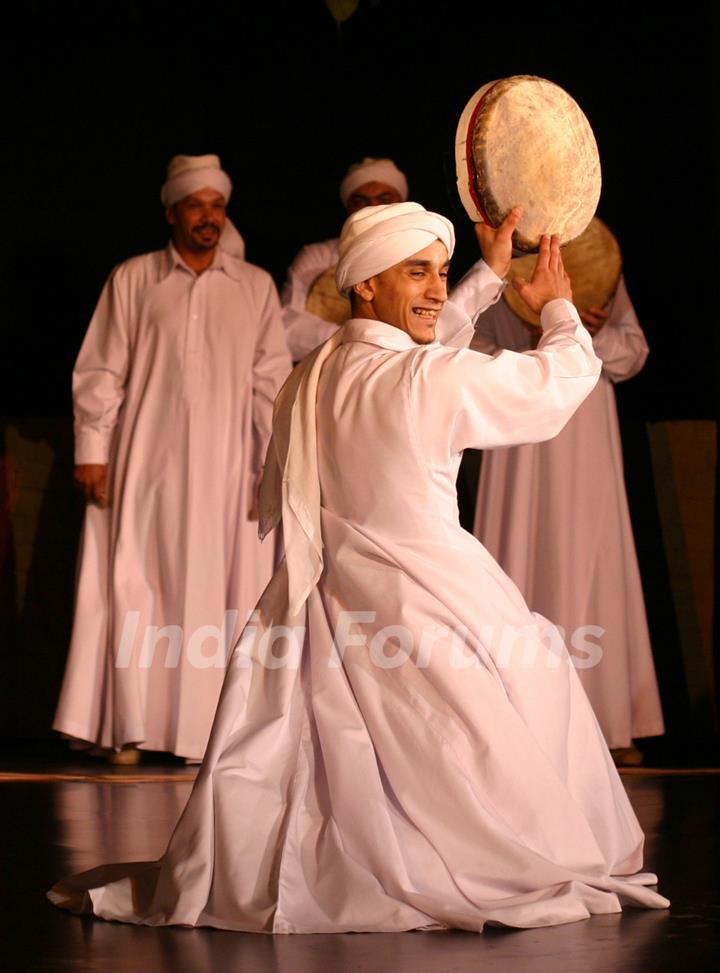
[50,202,668,931]
[471,280,664,756]
[53,154,292,762]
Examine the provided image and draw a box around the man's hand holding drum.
[511,233,573,314]
[474,206,523,279]
[579,306,609,336]
[473,207,573,318]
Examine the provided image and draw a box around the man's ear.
[353,280,374,303]
[165,206,176,227]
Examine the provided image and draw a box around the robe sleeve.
[252,277,293,475]
[591,275,649,383]
[412,298,601,461]
[436,260,505,350]
[72,266,131,465]
[280,241,340,361]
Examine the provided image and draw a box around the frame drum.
[456,76,601,252]
[504,217,622,327]
[306,266,352,325]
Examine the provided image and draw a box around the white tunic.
[49,273,668,931]
[53,245,292,759]
[472,277,664,748]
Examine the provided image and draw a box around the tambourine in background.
[503,217,622,327]
[306,266,352,325]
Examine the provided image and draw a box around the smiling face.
[166,187,227,254]
[346,180,404,214]
[352,239,449,344]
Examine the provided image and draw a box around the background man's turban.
[339,157,408,208]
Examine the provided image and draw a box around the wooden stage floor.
[1,755,718,973]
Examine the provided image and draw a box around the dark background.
[5,0,716,421]
[2,0,717,757]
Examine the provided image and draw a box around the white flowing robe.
[471,278,664,748]
[280,238,484,359]
[53,245,292,759]
[49,272,668,932]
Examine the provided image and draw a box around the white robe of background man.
[472,276,664,749]
[53,244,292,760]
[50,263,668,931]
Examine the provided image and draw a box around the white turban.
[335,202,455,297]
[339,157,408,208]
[160,154,232,207]
[160,154,245,261]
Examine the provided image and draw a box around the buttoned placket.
[186,272,206,357]
[175,255,224,391]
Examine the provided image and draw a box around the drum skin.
[456,76,601,252]
[504,217,622,327]
[306,266,352,325]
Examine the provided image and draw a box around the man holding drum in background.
[471,223,664,763]
[455,75,665,763]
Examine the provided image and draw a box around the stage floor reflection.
[2,768,718,972]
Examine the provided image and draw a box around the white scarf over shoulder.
[260,202,456,615]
